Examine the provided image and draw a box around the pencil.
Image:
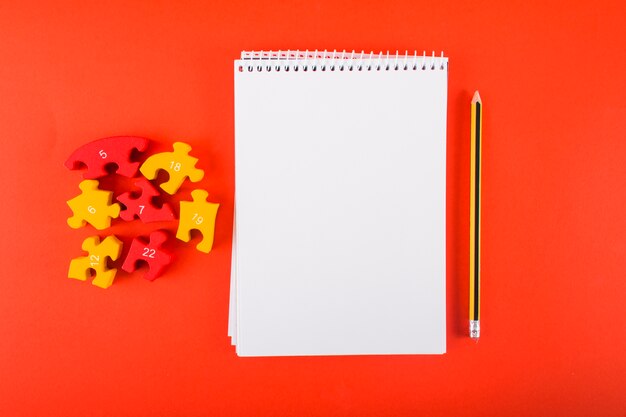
[469,90,482,339]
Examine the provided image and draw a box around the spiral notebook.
[230,50,448,356]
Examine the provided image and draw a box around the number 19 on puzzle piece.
[177,189,219,253]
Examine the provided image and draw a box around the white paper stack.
[230,50,448,356]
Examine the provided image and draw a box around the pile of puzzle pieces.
[65,136,219,289]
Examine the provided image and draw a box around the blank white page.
[234,53,447,356]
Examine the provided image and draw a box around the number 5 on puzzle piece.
[65,136,150,179]
[68,235,123,289]
[177,189,219,253]
[139,142,204,195]
[67,180,121,230]
[122,230,174,281]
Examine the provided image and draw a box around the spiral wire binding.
[238,50,446,72]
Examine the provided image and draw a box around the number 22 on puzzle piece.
[122,230,174,281]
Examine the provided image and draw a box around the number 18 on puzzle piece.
[139,142,204,195]
[68,235,123,289]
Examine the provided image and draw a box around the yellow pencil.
[469,91,482,339]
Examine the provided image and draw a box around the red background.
[1,1,625,416]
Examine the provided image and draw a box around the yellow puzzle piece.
[177,189,219,253]
[139,142,204,195]
[67,180,121,230]
[68,235,123,289]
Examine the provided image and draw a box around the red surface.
[0,1,625,416]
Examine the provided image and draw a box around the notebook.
[230,50,448,356]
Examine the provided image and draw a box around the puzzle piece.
[139,142,204,195]
[68,235,123,289]
[67,180,121,230]
[116,178,176,223]
[177,189,219,253]
[121,230,174,281]
[65,136,150,179]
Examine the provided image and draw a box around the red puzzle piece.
[116,178,176,223]
[65,136,150,179]
[121,230,173,281]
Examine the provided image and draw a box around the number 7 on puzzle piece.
[177,189,219,253]
[139,142,204,195]
[116,178,176,223]
[68,235,123,289]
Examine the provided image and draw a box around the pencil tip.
[472,90,482,104]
